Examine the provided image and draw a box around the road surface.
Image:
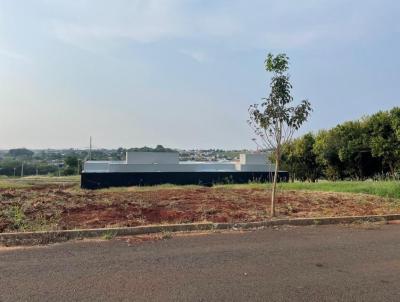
[1,224,400,301]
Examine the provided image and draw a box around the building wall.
[236,164,274,172]
[81,171,289,189]
[83,161,110,172]
[107,163,237,172]
[126,152,179,164]
[83,152,275,173]
[239,153,270,165]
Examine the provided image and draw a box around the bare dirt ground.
[1,183,400,233]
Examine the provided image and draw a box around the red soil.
[0,185,398,232]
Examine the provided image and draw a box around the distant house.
[81,151,288,189]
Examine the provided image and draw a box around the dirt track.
[1,184,399,232]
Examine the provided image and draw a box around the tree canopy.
[7,148,34,159]
[281,107,400,181]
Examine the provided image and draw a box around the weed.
[313,219,322,225]
[102,198,113,206]
[102,230,117,240]
[6,205,26,230]
[161,231,173,240]
[284,203,294,214]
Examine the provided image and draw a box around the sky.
[1,0,399,150]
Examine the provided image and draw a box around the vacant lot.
[0,177,399,233]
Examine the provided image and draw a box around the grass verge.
[216,181,400,199]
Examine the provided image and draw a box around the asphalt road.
[1,224,400,302]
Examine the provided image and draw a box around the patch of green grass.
[216,181,400,199]
[0,175,80,189]
[21,175,80,182]
[0,179,32,189]
[277,181,400,199]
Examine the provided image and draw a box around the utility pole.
[21,162,24,178]
[252,138,261,152]
[89,136,92,160]
[77,159,80,175]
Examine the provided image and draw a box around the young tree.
[248,53,312,217]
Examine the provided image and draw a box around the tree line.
[0,145,177,176]
[280,107,400,181]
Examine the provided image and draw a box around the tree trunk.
[270,147,280,217]
[389,162,394,178]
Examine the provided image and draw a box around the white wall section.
[126,152,179,164]
[83,152,276,173]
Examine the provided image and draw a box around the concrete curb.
[1,214,400,246]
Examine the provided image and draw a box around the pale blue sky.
[1,0,399,149]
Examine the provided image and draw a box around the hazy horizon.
[1,0,400,150]
[0,146,252,151]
